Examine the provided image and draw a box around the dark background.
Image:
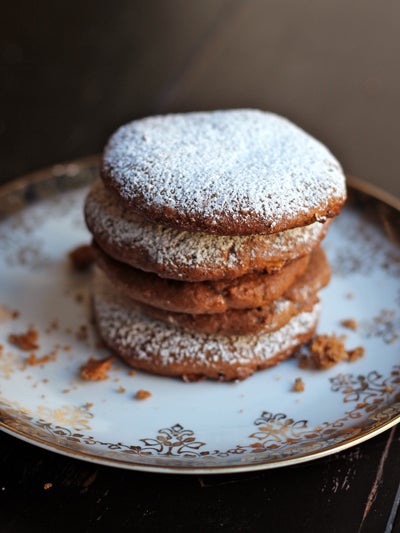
[1,1,400,532]
[1,0,399,197]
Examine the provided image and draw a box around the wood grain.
[1,427,400,531]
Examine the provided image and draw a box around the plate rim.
[1,413,400,475]
[0,156,399,475]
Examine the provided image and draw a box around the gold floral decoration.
[0,367,400,466]
[36,405,93,431]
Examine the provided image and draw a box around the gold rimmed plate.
[0,158,399,474]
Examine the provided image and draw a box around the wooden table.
[1,1,400,530]
[1,427,400,531]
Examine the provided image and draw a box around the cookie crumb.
[310,334,347,369]
[45,319,59,334]
[118,386,126,393]
[292,377,305,392]
[69,244,95,271]
[299,334,365,370]
[347,346,365,361]
[9,328,39,351]
[43,482,53,490]
[128,370,136,377]
[80,356,114,381]
[76,324,88,341]
[341,319,358,331]
[0,305,20,322]
[135,389,152,400]
[25,351,57,366]
[85,402,94,409]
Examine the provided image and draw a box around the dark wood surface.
[1,2,400,531]
[1,427,400,532]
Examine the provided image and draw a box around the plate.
[0,158,399,474]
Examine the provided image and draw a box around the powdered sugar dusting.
[102,109,346,234]
[85,181,330,280]
[93,270,319,368]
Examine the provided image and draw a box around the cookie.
[93,269,320,381]
[101,109,346,236]
[85,109,345,381]
[136,293,318,336]
[93,241,310,314]
[130,247,329,335]
[85,181,331,281]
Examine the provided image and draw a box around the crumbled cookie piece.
[310,334,348,369]
[118,385,126,393]
[80,356,114,381]
[43,483,53,490]
[9,328,39,351]
[0,305,20,322]
[25,351,57,366]
[69,244,95,271]
[135,389,152,400]
[299,334,365,370]
[292,377,305,392]
[341,319,358,331]
[45,319,59,334]
[76,324,88,341]
[347,346,365,361]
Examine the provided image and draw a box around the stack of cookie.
[85,109,346,381]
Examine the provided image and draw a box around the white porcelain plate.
[0,158,399,474]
